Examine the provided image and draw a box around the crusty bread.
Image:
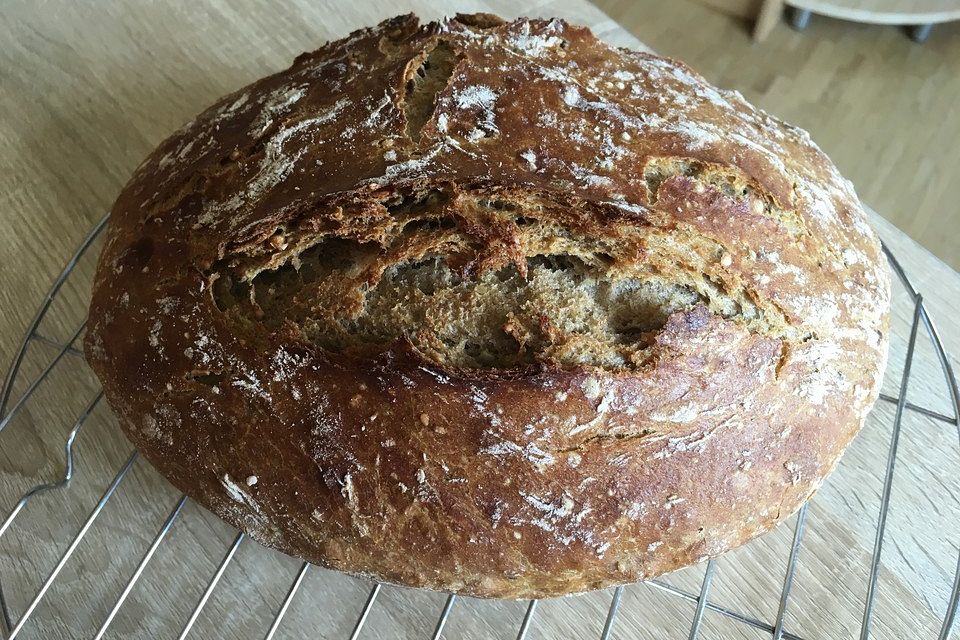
[84,13,891,598]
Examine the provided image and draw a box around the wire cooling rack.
[0,214,958,640]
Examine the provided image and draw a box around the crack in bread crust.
[208,186,791,370]
[85,13,891,599]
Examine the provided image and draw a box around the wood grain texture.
[596,0,960,273]
[1,1,958,639]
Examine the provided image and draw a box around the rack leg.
[790,8,812,31]
[7,450,139,639]
[430,594,457,640]
[177,531,245,639]
[263,562,310,640]
[348,584,381,640]
[94,495,188,640]
[600,586,625,640]
[859,296,923,639]
[516,600,538,640]
[773,506,808,639]
[908,24,933,43]
[687,560,717,639]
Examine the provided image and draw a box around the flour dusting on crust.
[85,13,890,600]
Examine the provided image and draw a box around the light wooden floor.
[592,0,960,271]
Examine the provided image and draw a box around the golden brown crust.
[84,14,890,598]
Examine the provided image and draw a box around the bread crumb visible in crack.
[208,186,794,371]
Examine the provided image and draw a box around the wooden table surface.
[1,1,958,639]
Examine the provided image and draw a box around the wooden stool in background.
[753,0,960,42]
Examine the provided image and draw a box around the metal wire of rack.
[0,213,958,640]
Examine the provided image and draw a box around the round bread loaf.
[85,13,890,598]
